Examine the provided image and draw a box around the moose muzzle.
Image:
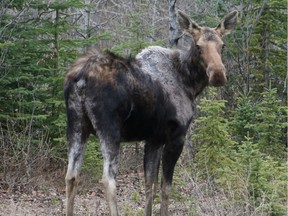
[207,64,227,87]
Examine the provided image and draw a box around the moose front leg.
[160,136,184,216]
[144,143,162,216]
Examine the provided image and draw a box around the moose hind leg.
[160,137,184,216]
[144,144,162,216]
[99,136,120,216]
[65,129,89,216]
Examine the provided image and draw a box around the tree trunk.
[168,0,180,47]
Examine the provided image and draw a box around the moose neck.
[179,44,209,100]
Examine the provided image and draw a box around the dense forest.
[0,0,287,215]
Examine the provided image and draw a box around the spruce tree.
[192,90,236,178]
[246,88,287,159]
[111,11,162,57]
[0,0,102,167]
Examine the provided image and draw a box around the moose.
[64,10,238,216]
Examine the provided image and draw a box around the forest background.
[0,0,287,215]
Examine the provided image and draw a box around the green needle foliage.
[0,0,105,170]
[111,11,163,57]
[192,90,236,178]
[192,88,287,215]
[217,137,287,215]
[246,88,287,159]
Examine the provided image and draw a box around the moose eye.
[196,45,202,53]
[221,44,226,53]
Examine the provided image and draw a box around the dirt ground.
[0,171,190,216]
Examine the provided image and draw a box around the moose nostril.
[212,77,226,86]
[207,64,227,86]
[208,71,227,87]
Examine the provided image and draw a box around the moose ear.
[178,10,201,38]
[215,10,238,37]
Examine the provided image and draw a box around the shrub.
[217,136,287,215]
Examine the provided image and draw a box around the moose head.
[178,10,238,87]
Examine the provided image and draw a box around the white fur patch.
[136,46,193,125]
[76,78,86,89]
[66,133,84,180]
